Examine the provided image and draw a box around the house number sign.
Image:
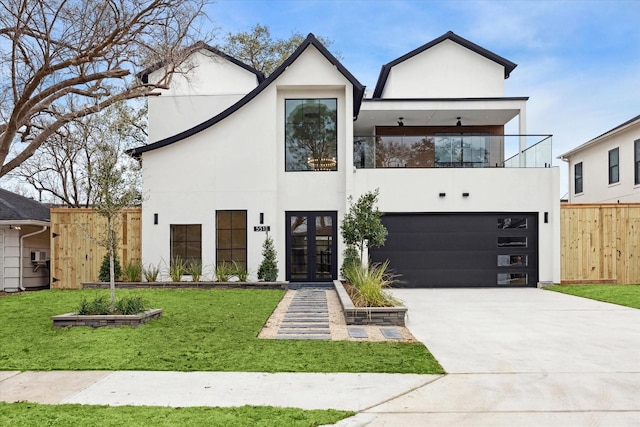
[253,226,270,232]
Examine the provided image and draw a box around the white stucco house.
[131,31,560,287]
[559,114,640,204]
[0,189,50,292]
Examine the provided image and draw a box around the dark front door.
[286,211,337,282]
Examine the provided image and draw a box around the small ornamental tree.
[257,232,278,281]
[340,189,388,264]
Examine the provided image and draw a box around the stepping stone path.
[276,288,331,340]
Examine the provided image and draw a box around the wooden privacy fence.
[50,208,141,289]
[561,203,640,284]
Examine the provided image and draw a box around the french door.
[286,211,337,282]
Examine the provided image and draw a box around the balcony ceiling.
[354,98,526,134]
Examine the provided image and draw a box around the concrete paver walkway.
[277,288,331,340]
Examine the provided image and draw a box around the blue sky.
[208,0,640,196]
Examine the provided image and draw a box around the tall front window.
[285,99,337,171]
[216,210,247,268]
[170,225,201,265]
[635,139,640,185]
[574,162,583,194]
[609,147,619,184]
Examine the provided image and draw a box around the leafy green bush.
[77,294,147,315]
[123,259,143,282]
[143,263,160,282]
[98,253,121,282]
[187,260,203,282]
[169,257,186,282]
[114,295,147,314]
[232,261,249,282]
[343,260,398,307]
[77,294,110,315]
[215,262,235,282]
[257,233,278,281]
[340,245,360,278]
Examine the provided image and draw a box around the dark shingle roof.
[372,31,517,99]
[0,189,50,222]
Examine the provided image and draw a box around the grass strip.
[0,402,354,427]
[0,289,443,374]
[546,284,640,309]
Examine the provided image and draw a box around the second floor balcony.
[353,134,552,169]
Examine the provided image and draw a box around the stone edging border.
[51,309,163,328]
[82,282,287,290]
[333,280,407,326]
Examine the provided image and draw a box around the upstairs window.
[635,139,640,185]
[574,162,583,194]
[608,147,619,184]
[285,99,337,171]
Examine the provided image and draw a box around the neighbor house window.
[609,147,619,184]
[285,98,337,171]
[170,225,201,265]
[216,210,247,268]
[574,162,583,194]
[635,139,640,185]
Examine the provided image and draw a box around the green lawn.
[0,402,353,427]
[547,284,640,309]
[0,289,443,373]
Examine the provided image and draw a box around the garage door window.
[498,273,527,285]
[497,236,527,247]
[497,255,528,266]
[498,218,527,229]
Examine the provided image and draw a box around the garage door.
[369,213,538,287]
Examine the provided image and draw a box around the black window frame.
[170,224,202,266]
[635,139,640,185]
[285,98,338,172]
[216,210,247,269]
[574,162,583,194]
[608,147,619,184]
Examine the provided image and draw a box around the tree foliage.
[221,23,338,75]
[257,232,278,282]
[340,189,388,263]
[0,0,207,177]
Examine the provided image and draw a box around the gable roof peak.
[372,31,517,98]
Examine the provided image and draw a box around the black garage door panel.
[370,213,538,288]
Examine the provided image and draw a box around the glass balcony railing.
[353,134,552,169]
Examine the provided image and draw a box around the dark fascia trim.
[558,113,640,160]
[372,31,518,99]
[137,41,266,84]
[362,96,529,102]
[130,34,365,159]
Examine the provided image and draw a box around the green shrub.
[77,294,147,315]
[343,260,398,307]
[77,295,110,315]
[340,245,360,278]
[114,295,147,314]
[187,260,203,282]
[169,257,186,282]
[143,263,160,282]
[215,262,235,282]
[232,261,249,282]
[123,260,143,282]
[257,233,278,281]
[98,253,121,282]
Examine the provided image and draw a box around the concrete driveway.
[346,288,640,426]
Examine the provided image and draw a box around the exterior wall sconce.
[544,212,549,223]
[153,213,158,225]
[462,192,470,197]
[456,117,462,126]
[439,193,446,197]
[397,117,404,126]
[260,213,264,224]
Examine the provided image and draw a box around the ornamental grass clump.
[168,257,186,282]
[343,261,398,307]
[77,294,147,315]
[215,262,235,282]
[123,260,143,282]
[232,261,249,282]
[187,260,203,282]
[143,263,160,282]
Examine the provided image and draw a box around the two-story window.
[285,99,337,171]
[635,139,640,185]
[608,147,619,184]
[574,162,583,194]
